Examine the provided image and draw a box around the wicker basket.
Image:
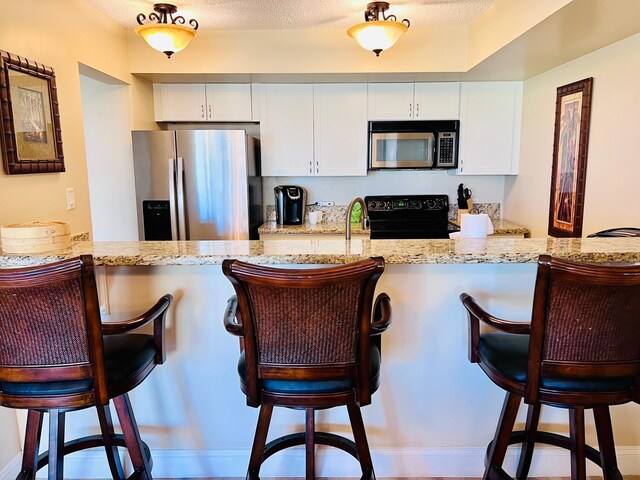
[1,222,71,254]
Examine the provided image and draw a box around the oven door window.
[370,132,435,169]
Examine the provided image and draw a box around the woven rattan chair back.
[223,257,385,406]
[526,255,640,402]
[0,256,108,408]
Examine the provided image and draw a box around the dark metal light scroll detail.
[136,3,199,31]
[364,2,410,28]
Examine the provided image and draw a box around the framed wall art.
[548,77,593,237]
[0,50,64,174]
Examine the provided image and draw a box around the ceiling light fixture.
[347,2,410,57]
[136,3,199,59]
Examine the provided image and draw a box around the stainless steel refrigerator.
[131,130,263,240]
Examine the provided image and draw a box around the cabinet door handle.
[316,160,319,175]
[208,104,212,119]
[201,105,205,119]
[416,103,419,118]
[409,103,412,118]
[309,160,312,174]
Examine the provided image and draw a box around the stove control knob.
[426,200,436,209]
[379,201,387,209]
[368,201,377,210]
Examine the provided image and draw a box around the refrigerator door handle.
[168,158,179,240]
[176,156,187,240]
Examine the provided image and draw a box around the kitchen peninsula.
[1,238,640,478]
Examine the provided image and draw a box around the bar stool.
[461,254,640,480]
[0,256,172,480]
[222,257,391,480]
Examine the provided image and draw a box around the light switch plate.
[66,188,76,210]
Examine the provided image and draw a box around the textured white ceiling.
[86,0,494,30]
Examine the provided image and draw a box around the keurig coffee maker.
[274,186,306,225]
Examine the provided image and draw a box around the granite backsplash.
[265,203,501,223]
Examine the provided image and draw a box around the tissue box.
[1,222,71,253]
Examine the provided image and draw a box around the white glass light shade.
[135,24,197,58]
[347,20,408,55]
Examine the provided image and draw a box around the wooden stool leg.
[97,403,126,479]
[346,401,374,480]
[594,406,623,480]
[569,407,587,480]
[305,408,315,480]
[20,410,44,478]
[483,392,521,480]
[113,393,152,480]
[516,402,542,480]
[48,409,65,480]
[247,404,273,480]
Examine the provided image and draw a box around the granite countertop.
[1,238,639,267]
[448,218,529,236]
[258,221,369,235]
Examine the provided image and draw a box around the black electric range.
[365,195,459,239]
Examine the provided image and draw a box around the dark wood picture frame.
[0,50,64,174]
[548,77,593,237]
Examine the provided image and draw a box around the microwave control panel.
[436,132,457,167]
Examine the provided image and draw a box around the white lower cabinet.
[259,83,368,177]
[457,82,523,175]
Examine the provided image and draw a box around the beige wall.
[0,0,130,237]
[467,0,571,69]
[128,26,468,76]
[504,32,640,237]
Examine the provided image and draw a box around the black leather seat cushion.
[1,334,156,397]
[479,332,633,392]
[238,344,381,395]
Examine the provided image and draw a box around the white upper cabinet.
[314,84,368,176]
[413,83,460,120]
[368,83,415,120]
[368,82,460,120]
[457,82,523,175]
[260,84,315,177]
[259,83,368,177]
[204,84,252,121]
[153,83,252,122]
[154,84,207,121]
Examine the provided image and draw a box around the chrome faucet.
[345,197,369,240]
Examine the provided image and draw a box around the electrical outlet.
[317,201,335,206]
[65,188,76,210]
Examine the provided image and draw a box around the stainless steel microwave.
[368,120,459,170]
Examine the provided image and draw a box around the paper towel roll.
[459,214,494,238]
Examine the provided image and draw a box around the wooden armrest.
[101,294,173,335]
[223,296,243,336]
[101,294,172,364]
[460,292,529,364]
[371,293,392,336]
[460,293,530,334]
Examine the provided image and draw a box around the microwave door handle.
[176,157,187,240]
[168,158,178,240]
